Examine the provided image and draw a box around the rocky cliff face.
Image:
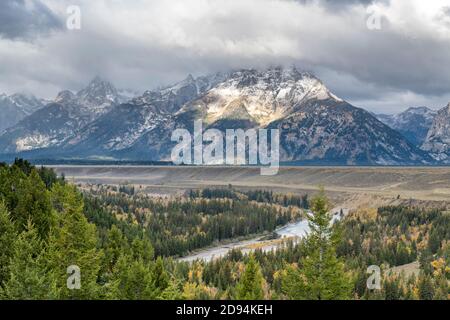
[422,103,450,162]
[0,78,122,153]
[0,93,45,133]
[376,107,436,146]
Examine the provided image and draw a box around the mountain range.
[0,93,47,132]
[0,66,448,165]
[376,107,437,146]
[0,77,125,154]
[376,105,450,163]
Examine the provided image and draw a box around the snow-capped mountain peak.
[181,66,342,126]
[76,77,121,112]
[0,67,436,165]
[8,93,44,114]
[55,90,76,104]
[0,78,124,153]
[0,92,46,132]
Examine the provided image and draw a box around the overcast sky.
[1,0,450,113]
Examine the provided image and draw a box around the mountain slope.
[0,93,45,132]
[178,67,340,128]
[114,67,432,165]
[269,99,430,165]
[0,78,122,153]
[58,73,227,158]
[376,107,436,146]
[421,103,450,162]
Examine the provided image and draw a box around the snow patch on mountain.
[15,134,53,152]
[181,67,342,127]
[0,93,45,132]
[0,77,123,153]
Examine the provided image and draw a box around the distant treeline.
[188,188,309,209]
[84,191,301,257]
[18,158,173,166]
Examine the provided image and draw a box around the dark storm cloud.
[0,0,63,40]
[1,0,450,113]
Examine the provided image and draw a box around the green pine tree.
[103,225,129,275]
[0,202,17,286]
[0,221,59,299]
[13,169,56,240]
[111,254,157,300]
[282,189,352,300]
[46,184,102,299]
[159,277,183,300]
[131,237,154,264]
[152,257,170,295]
[235,255,265,300]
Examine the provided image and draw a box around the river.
[178,219,310,263]
[178,209,347,263]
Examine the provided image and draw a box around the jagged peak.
[55,90,76,103]
[435,102,450,115]
[89,75,108,85]
[402,106,435,115]
[10,92,41,103]
[76,76,119,108]
[185,74,195,82]
[405,106,429,111]
[82,76,116,92]
[214,67,325,96]
[209,66,339,103]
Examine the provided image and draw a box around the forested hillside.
[0,160,448,300]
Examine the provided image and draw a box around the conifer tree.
[131,237,154,264]
[159,277,183,300]
[282,189,352,300]
[103,225,128,275]
[152,257,169,295]
[0,221,58,299]
[14,169,55,240]
[0,202,17,286]
[46,184,102,299]
[235,255,265,300]
[112,254,157,300]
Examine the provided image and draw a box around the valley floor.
[52,165,450,209]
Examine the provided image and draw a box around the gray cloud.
[1,0,450,114]
[0,0,62,40]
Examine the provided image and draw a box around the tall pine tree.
[0,221,58,299]
[46,184,102,299]
[111,254,157,300]
[235,255,265,300]
[0,202,17,286]
[282,189,352,300]
[14,169,55,240]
